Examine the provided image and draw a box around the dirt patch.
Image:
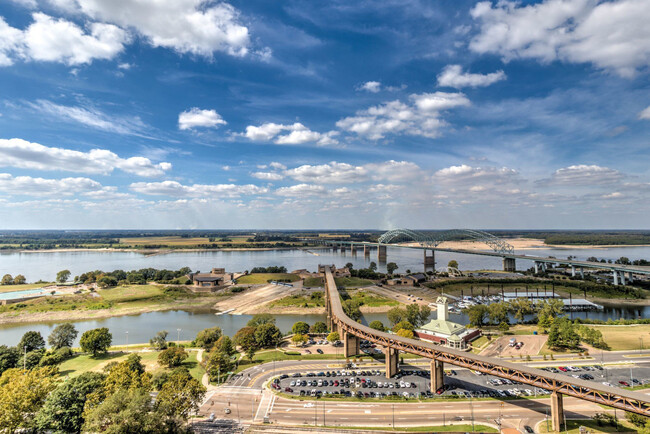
[481,335,547,357]
[367,285,434,307]
[213,284,302,314]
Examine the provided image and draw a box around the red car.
[284,387,293,392]
[558,367,567,372]
[619,381,630,387]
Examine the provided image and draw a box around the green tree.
[245,346,257,362]
[393,321,414,333]
[345,262,354,270]
[488,302,509,325]
[467,305,489,327]
[386,262,399,275]
[193,327,222,350]
[19,330,46,352]
[396,329,414,339]
[79,328,112,357]
[48,323,78,349]
[35,371,104,434]
[213,336,235,356]
[448,260,459,269]
[100,357,151,397]
[342,299,362,321]
[21,349,45,369]
[234,326,258,352]
[0,366,59,432]
[0,346,19,375]
[149,330,168,350]
[292,321,310,335]
[405,304,430,327]
[247,313,275,327]
[369,320,385,332]
[537,312,553,333]
[369,262,377,271]
[310,321,328,334]
[387,306,405,326]
[155,369,206,420]
[291,334,307,346]
[158,347,188,368]
[537,299,564,319]
[206,351,234,382]
[327,332,340,342]
[254,323,282,348]
[13,274,26,284]
[125,353,146,375]
[56,269,71,283]
[509,298,534,322]
[1,274,13,285]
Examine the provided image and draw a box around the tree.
[509,298,533,322]
[254,323,282,348]
[245,346,257,362]
[292,321,310,336]
[310,321,328,334]
[393,321,414,333]
[247,313,275,327]
[387,306,405,326]
[21,350,45,369]
[158,347,188,368]
[386,262,399,275]
[327,332,340,342]
[206,351,234,382]
[537,299,564,319]
[100,358,151,397]
[291,334,307,346]
[369,262,377,271]
[193,327,222,350]
[0,366,59,432]
[155,369,206,420]
[19,330,46,352]
[213,336,235,356]
[56,269,71,283]
[537,312,553,333]
[234,326,257,352]
[405,304,430,328]
[35,371,104,434]
[1,274,13,285]
[396,329,414,339]
[467,305,489,328]
[79,328,112,357]
[149,330,168,350]
[369,320,385,332]
[345,262,353,270]
[488,302,509,325]
[0,346,19,375]
[48,323,78,349]
[13,274,26,284]
[342,299,362,321]
[448,260,459,269]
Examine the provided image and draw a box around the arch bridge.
[378,228,514,255]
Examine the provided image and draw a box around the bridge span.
[320,265,650,431]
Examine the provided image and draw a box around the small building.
[187,268,233,288]
[386,273,426,286]
[333,267,351,278]
[414,296,480,350]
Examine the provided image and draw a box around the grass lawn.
[269,291,325,308]
[335,277,375,288]
[538,419,638,434]
[589,325,650,351]
[236,273,301,284]
[345,289,399,307]
[322,424,497,432]
[0,282,52,293]
[304,277,324,287]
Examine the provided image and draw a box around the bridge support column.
[332,244,337,252]
[340,244,346,253]
[551,391,564,432]
[579,267,585,279]
[424,250,435,270]
[430,359,444,392]
[363,245,370,257]
[620,271,626,286]
[613,270,619,285]
[385,347,398,378]
[628,271,634,283]
[534,262,540,274]
[571,266,576,277]
[502,257,516,272]
[343,331,359,358]
[378,245,387,262]
[351,244,357,255]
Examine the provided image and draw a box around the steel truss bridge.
[378,228,515,254]
[320,265,650,430]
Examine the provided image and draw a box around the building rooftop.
[418,319,466,339]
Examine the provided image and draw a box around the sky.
[0,0,649,230]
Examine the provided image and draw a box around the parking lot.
[272,363,650,400]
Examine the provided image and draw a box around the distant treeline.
[78,267,192,287]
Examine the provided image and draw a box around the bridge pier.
[551,391,564,431]
[378,245,387,262]
[363,245,370,257]
[628,271,634,283]
[620,271,626,286]
[571,265,576,277]
[430,359,444,392]
[332,244,338,252]
[350,244,357,255]
[424,249,435,270]
[343,330,359,358]
[502,257,516,272]
[385,347,399,378]
[613,270,619,285]
[340,244,346,253]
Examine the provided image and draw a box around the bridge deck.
[323,266,650,415]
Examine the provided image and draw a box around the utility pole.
[23,345,26,370]
[392,403,395,429]
[177,328,181,344]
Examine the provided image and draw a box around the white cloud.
[242,122,339,146]
[539,165,625,186]
[639,106,650,120]
[284,160,421,184]
[470,0,650,77]
[68,0,251,57]
[0,173,103,196]
[275,184,327,197]
[357,81,381,93]
[337,92,469,140]
[178,108,227,130]
[130,181,267,197]
[0,138,172,177]
[29,99,146,135]
[269,162,286,170]
[437,64,506,88]
[433,164,519,185]
[0,13,129,67]
[251,171,284,181]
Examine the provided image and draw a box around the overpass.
[320,264,650,431]
[314,229,650,284]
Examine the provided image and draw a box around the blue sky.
[0,0,648,229]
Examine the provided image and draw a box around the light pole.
[125,331,129,348]
[177,328,181,344]
[640,337,643,354]
[23,345,26,370]
[469,395,475,432]
[392,403,395,429]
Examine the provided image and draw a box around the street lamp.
[640,337,644,354]
[125,331,129,348]
[177,328,181,344]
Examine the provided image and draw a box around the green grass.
[335,277,375,288]
[269,291,325,308]
[235,273,301,284]
[538,419,637,434]
[321,424,497,432]
[589,324,650,351]
[0,282,51,293]
[346,289,399,307]
[304,277,324,287]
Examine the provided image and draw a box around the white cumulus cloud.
[437,64,506,88]
[0,173,104,196]
[178,108,227,130]
[538,165,625,186]
[251,171,284,181]
[639,106,650,120]
[242,122,339,146]
[0,138,172,177]
[130,181,267,197]
[357,81,381,93]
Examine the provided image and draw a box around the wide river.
[1,245,649,346]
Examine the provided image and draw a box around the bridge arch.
[377,228,514,254]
